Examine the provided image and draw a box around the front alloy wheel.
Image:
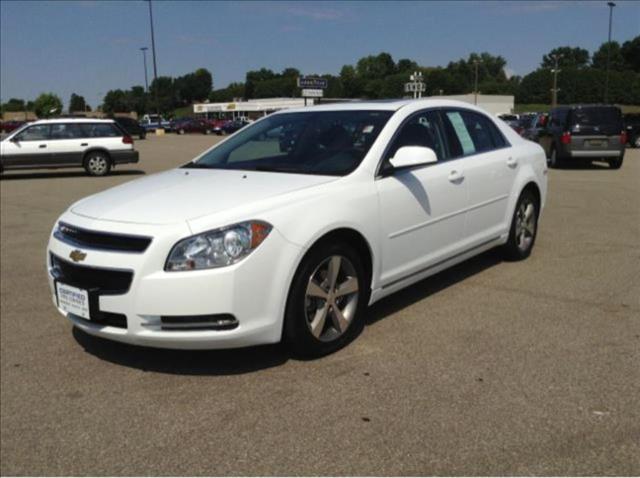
[84,152,111,176]
[305,255,359,342]
[284,242,368,357]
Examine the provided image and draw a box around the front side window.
[386,110,447,161]
[187,110,392,176]
[16,124,50,141]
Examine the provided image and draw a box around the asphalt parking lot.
[1,135,639,475]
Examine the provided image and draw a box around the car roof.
[278,98,484,114]
[28,118,116,125]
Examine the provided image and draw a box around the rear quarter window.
[87,123,121,138]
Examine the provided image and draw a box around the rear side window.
[441,109,508,157]
[50,123,88,139]
[569,107,622,128]
[86,123,121,138]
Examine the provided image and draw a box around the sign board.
[301,89,323,98]
[297,77,328,89]
[404,82,426,93]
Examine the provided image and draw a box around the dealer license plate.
[56,283,90,320]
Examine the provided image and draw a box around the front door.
[1,124,52,167]
[375,109,468,287]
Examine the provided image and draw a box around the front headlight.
[165,221,272,271]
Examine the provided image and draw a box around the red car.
[1,120,27,133]
[175,118,213,135]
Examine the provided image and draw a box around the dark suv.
[112,116,146,140]
[539,105,626,169]
[623,113,640,148]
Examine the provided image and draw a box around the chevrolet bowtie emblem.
[69,249,87,262]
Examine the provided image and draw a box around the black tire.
[632,135,640,148]
[283,241,369,358]
[83,151,111,177]
[548,144,562,169]
[139,132,146,140]
[609,156,623,169]
[503,188,539,261]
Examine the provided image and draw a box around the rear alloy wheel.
[284,243,368,357]
[178,128,185,135]
[633,135,640,148]
[84,152,111,176]
[205,129,211,135]
[503,189,538,260]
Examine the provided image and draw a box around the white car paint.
[47,99,547,350]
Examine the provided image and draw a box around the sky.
[1,0,639,108]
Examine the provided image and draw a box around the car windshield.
[184,110,393,176]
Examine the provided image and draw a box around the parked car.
[498,114,520,132]
[623,113,640,148]
[112,116,146,140]
[175,118,213,135]
[0,119,138,176]
[207,119,227,135]
[140,114,172,132]
[521,113,548,143]
[222,119,250,134]
[47,99,547,356]
[1,120,27,133]
[538,105,626,169]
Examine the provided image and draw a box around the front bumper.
[47,213,302,349]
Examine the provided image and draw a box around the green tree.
[209,82,245,102]
[541,46,590,69]
[33,93,62,117]
[356,52,396,80]
[339,65,363,98]
[69,93,87,112]
[1,98,26,112]
[621,36,640,72]
[149,76,176,114]
[592,41,626,71]
[102,89,129,114]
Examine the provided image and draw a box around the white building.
[431,94,515,116]
[193,98,314,120]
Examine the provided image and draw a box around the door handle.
[448,170,464,183]
[81,143,88,147]
[506,157,518,167]
[39,144,47,148]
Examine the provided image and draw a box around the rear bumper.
[111,150,139,165]
[569,149,623,158]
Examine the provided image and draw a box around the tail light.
[122,135,133,145]
[620,131,627,145]
[561,132,571,144]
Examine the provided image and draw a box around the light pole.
[473,59,480,105]
[147,0,160,122]
[604,1,616,103]
[550,53,563,108]
[140,47,149,92]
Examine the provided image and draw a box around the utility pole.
[147,0,161,123]
[140,47,149,93]
[604,1,616,103]
[550,54,563,108]
[473,59,480,105]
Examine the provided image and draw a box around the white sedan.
[47,99,547,356]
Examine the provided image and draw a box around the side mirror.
[389,146,438,171]
[10,136,19,143]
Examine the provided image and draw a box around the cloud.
[284,5,347,21]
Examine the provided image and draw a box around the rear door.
[440,109,515,245]
[47,123,87,166]
[85,122,126,152]
[1,124,51,167]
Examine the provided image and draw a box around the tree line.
[2,36,638,118]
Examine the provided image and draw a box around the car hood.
[71,168,337,225]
